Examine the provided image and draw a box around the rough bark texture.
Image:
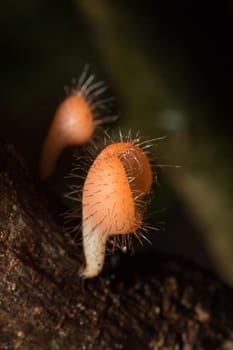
[0,140,233,350]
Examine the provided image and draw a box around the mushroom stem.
[81,225,108,278]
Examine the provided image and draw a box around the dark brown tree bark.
[0,139,233,350]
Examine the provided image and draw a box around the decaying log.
[0,139,233,350]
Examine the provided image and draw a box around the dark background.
[1,0,233,284]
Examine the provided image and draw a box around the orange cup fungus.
[40,67,116,179]
[81,139,154,278]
